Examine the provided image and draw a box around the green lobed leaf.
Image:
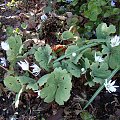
[84,10,97,21]
[26,83,38,91]
[40,67,72,105]
[62,60,81,78]
[4,76,21,93]
[35,44,52,71]
[6,26,14,36]
[109,46,120,69]
[61,31,74,40]
[85,80,95,87]
[90,62,111,80]
[102,45,110,55]
[93,77,104,84]
[80,111,95,120]
[44,6,52,13]
[112,8,120,15]
[21,23,28,29]
[37,74,50,86]
[83,48,94,62]
[17,76,35,85]
[53,61,61,69]
[85,2,102,21]
[83,67,119,110]
[6,35,22,62]
[96,23,116,39]
[67,17,79,27]
[65,45,82,64]
[17,76,38,91]
[84,58,91,69]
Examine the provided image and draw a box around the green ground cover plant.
[0,0,120,119]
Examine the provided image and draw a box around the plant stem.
[0,64,9,72]
[53,42,98,63]
[15,85,26,108]
[28,70,36,77]
[83,67,120,110]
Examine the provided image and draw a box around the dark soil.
[0,1,120,120]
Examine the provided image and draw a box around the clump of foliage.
[2,22,119,107]
[0,0,120,119]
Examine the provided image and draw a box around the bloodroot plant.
[0,22,120,111]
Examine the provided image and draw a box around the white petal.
[104,79,119,93]
[95,52,104,62]
[109,86,117,92]
[111,1,115,6]
[24,60,29,65]
[113,85,119,88]
[1,41,10,51]
[0,57,7,66]
[105,85,111,93]
[110,35,120,47]
[17,60,29,71]
[110,80,116,86]
[34,90,41,98]
[17,62,21,66]
[107,89,111,93]
[30,64,41,76]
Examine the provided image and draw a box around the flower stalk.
[54,42,99,63]
[83,67,120,110]
[0,64,9,72]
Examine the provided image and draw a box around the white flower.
[95,52,104,62]
[1,41,10,51]
[104,79,119,93]
[110,35,120,47]
[111,0,115,6]
[0,57,6,66]
[30,64,41,76]
[72,52,76,57]
[41,14,47,21]
[17,60,29,71]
